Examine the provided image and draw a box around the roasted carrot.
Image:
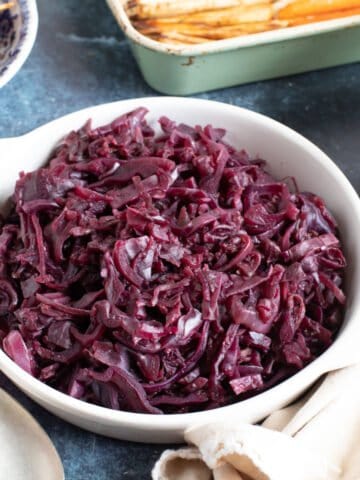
[129,0,360,45]
[189,21,287,37]
[180,3,273,23]
[135,4,274,27]
[287,6,360,24]
[153,31,212,44]
[278,0,360,19]
[138,20,287,38]
[126,0,270,19]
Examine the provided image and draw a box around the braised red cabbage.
[0,108,346,414]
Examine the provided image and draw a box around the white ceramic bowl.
[0,0,38,88]
[0,97,359,443]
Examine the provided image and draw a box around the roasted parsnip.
[0,2,14,12]
[126,0,360,45]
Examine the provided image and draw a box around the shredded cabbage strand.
[0,108,346,414]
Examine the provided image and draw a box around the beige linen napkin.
[152,364,360,480]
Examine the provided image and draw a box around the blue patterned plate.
[0,0,38,88]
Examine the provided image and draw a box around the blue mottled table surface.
[0,1,359,478]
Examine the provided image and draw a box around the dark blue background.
[0,1,359,478]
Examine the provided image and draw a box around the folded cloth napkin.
[152,364,360,480]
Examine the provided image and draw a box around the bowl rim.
[1,96,360,434]
[0,0,38,88]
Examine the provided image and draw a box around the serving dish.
[106,0,360,95]
[0,0,38,88]
[0,97,359,443]
[0,389,64,480]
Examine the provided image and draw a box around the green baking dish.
[106,0,360,95]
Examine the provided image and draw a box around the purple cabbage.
[0,108,346,414]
